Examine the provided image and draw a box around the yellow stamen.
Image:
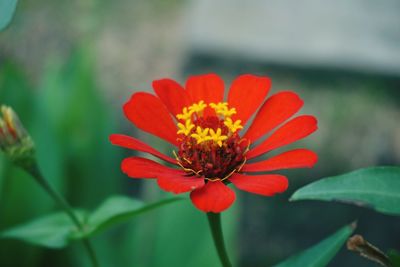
[176,107,194,121]
[177,119,195,136]
[177,101,239,146]
[223,107,237,117]
[210,102,236,117]
[224,117,243,133]
[190,126,210,144]
[210,102,228,111]
[209,128,228,147]
[188,100,207,114]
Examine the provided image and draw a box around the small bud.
[347,234,393,267]
[0,105,35,169]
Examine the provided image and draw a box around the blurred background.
[0,0,399,266]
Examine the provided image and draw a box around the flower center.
[175,101,248,181]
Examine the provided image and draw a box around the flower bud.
[0,105,35,169]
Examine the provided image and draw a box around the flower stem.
[28,163,100,267]
[207,212,232,267]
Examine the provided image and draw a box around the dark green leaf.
[273,223,356,267]
[0,211,86,249]
[388,250,400,267]
[0,0,18,31]
[80,195,183,238]
[290,167,400,216]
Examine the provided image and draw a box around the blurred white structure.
[186,0,400,76]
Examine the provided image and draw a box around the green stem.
[82,239,100,267]
[28,163,100,267]
[207,212,232,267]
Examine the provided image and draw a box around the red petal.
[186,74,224,104]
[247,115,318,159]
[109,134,176,164]
[229,173,288,196]
[242,149,318,172]
[153,78,192,116]
[157,174,205,194]
[121,157,181,179]
[190,180,236,213]
[244,91,304,142]
[228,74,271,125]
[123,92,178,146]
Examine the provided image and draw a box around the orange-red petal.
[247,115,318,159]
[109,134,176,164]
[123,92,178,146]
[228,74,271,125]
[190,180,235,213]
[229,173,288,196]
[153,78,192,117]
[242,149,318,172]
[157,174,205,194]
[244,91,303,142]
[121,157,181,179]
[185,74,224,104]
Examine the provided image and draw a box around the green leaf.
[0,196,182,248]
[388,250,400,267]
[0,0,18,31]
[80,195,183,238]
[290,167,400,216]
[273,223,356,267]
[0,211,86,249]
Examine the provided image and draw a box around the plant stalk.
[207,212,232,267]
[29,163,100,267]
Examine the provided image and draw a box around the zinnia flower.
[110,74,318,213]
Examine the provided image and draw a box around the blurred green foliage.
[388,250,400,267]
[0,46,239,267]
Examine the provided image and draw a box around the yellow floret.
[209,128,228,147]
[223,107,237,117]
[224,117,243,133]
[190,126,210,144]
[210,102,236,117]
[177,119,195,136]
[210,102,228,111]
[176,107,194,121]
[188,100,207,114]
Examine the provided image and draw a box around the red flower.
[110,74,318,213]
